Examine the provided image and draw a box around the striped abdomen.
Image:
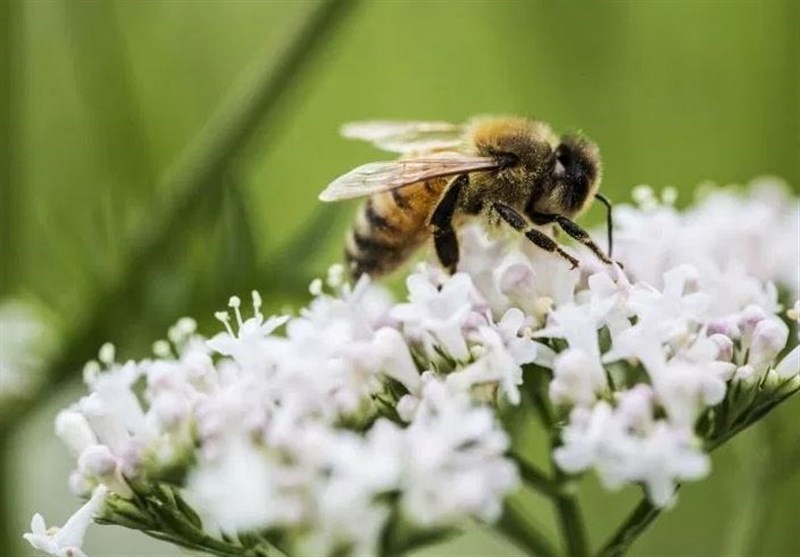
[346,178,448,278]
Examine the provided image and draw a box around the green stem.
[530,384,591,557]
[496,500,560,557]
[0,0,356,441]
[720,431,767,556]
[515,455,564,500]
[553,488,589,557]
[595,497,662,557]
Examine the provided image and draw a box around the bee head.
[550,134,602,215]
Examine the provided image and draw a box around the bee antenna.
[595,193,614,258]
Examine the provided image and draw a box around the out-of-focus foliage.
[1,1,797,555]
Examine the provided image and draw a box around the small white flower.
[186,434,303,533]
[400,379,518,525]
[447,308,538,404]
[549,348,607,406]
[625,423,709,507]
[24,484,108,557]
[207,292,289,371]
[651,358,734,427]
[391,271,486,361]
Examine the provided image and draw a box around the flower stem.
[515,456,564,499]
[496,499,560,557]
[529,379,591,557]
[595,497,662,557]
[553,487,590,557]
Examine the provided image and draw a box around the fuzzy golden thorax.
[463,117,559,220]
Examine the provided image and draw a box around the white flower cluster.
[27,178,799,556]
[43,272,526,556]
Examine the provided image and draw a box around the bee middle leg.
[531,212,613,265]
[493,202,579,269]
[430,174,468,274]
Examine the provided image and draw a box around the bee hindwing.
[340,120,466,154]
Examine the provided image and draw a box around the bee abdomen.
[345,181,444,279]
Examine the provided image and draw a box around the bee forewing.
[319,153,499,202]
[340,120,466,154]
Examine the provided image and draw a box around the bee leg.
[494,203,580,269]
[531,212,613,265]
[430,174,468,274]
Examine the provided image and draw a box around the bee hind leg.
[530,212,613,265]
[430,174,468,274]
[493,203,580,269]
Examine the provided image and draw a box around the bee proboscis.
[319,117,615,279]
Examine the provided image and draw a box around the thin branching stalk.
[515,456,564,500]
[530,377,591,557]
[496,501,560,557]
[595,497,663,557]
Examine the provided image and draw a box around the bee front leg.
[531,212,613,265]
[493,203,580,269]
[430,174,468,274]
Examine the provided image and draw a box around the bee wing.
[340,120,467,154]
[319,152,499,202]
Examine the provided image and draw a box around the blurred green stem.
[595,497,662,557]
[721,428,768,556]
[529,379,590,557]
[496,498,559,557]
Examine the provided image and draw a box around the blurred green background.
[1,0,798,555]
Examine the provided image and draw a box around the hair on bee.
[321,117,616,279]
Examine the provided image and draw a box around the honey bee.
[319,117,615,279]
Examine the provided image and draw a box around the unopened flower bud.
[774,346,799,379]
[78,444,117,477]
[55,410,98,458]
[748,319,788,372]
[151,390,189,429]
[396,394,420,422]
[734,365,757,385]
[708,334,734,362]
[707,318,741,339]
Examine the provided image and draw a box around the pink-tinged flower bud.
[707,318,740,340]
[708,334,734,362]
[78,444,117,477]
[183,350,214,379]
[738,305,768,339]
[151,390,189,429]
[748,319,789,373]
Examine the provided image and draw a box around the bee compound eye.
[556,145,572,166]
